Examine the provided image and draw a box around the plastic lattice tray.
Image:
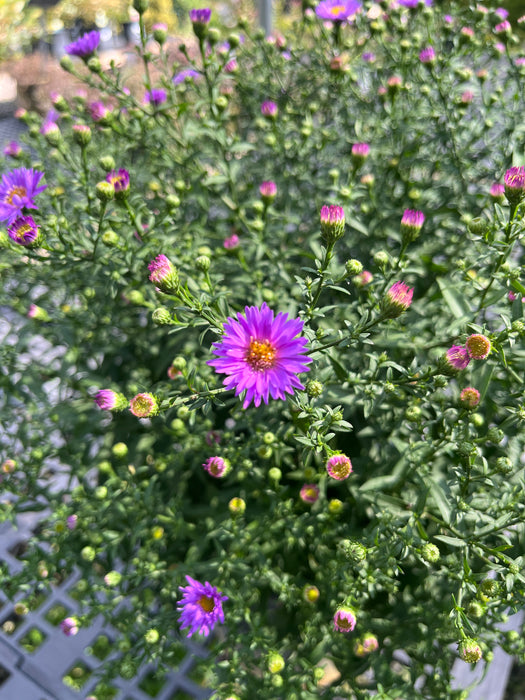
[0,513,212,700]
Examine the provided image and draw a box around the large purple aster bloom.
[208,302,312,409]
[177,576,227,638]
[315,0,362,22]
[0,168,47,224]
[65,30,101,58]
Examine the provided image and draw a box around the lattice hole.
[63,660,93,691]
[19,626,47,653]
[139,670,167,697]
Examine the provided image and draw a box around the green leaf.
[436,279,471,319]
[434,535,465,548]
[428,479,451,523]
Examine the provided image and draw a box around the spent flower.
[465,334,491,359]
[129,393,159,418]
[300,484,320,503]
[460,387,481,408]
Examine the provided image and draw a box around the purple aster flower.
[397,0,432,7]
[351,143,370,166]
[362,52,375,62]
[177,575,227,637]
[203,456,230,478]
[261,101,278,119]
[401,209,425,243]
[300,484,319,503]
[65,30,100,58]
[207,302,312,409]
[3,141,21,158]
[259,181,277,203]
[66,514,78,530]
[189,8,212,24]
[0,168,47,224]
[89,101,111,122]
[315,0,362,22]
[495,7,508,19]
[419,46,436,64]
[173,68,201,85]
[494,20,511,35]
[106,169,130,195]
[504,166,525,204]
[223,233,239,249]
[7,215,39,246]
[444,346,470,372]
[144,88,167,107]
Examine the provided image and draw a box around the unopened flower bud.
[421,543,440,563]
[152,307,172,325]
[306,380,323,397]
[104,570,122,586]
[458,638,482,663]
[303,585,320,603]
[320,204,345,243]
[133,0,149,13]
[373,250,389,269]
[339,539,367,562]
[382,281,414,318]
[145,628,159,644]
[195,255,211,272]
[267,652,285,674]
[345,259,363,276]
[60,55,74,72]
[81,546,96,562]
[99,155,116,172]
[87,56,102,73]
[112,442,128,458]
[96,181,115,202]
[229,497,246,515]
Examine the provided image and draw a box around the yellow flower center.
[198,595,215,613]
[330,4,347,15]
[14,223,32,239]
[246,338,276,371]
[6,185,26,205]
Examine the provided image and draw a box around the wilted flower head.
[173,68,201,85]
[465,334,491,359]
[460,387,481,408]
[60,617,79,636]
[300,484,320,503]
[65,30,100,58]
[7,215,40,247]
[203,456,230,478]
[0,168,47,224]
[504,166,525,204]
[3,141,21,158]
[315,0,362,22]
[144,88,167,106]
[419,46,436,63]
[320,204,345,242]
[334,606,357,632]
[208,302,312,409]
[382,281,414,318]
[261,101,278,119]
[177,575,227,637]
[326,454,353,480]
[130,392,159,418]
[458,638,482,663]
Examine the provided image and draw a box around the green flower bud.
[268,467,282,482]
[468,217,488,235]
[467,601,484,619]
[172,356,187,370]
[95,486,108,499]
[303,585,320,603]
[306,380,323,398]
[328,498,343,514]
[112,442,128,459]
[104,570,122,586]
[99,155,116,172]
[486,427,504,444]
[60,55,74,72]
[458,638,482,663]
[479,579,499,598]
[145,628,159,644]
[166,194,181,210]
[133,0,149,13]
[405,405,421,422]
[511,320,525,334]
[81,546,96,562]
[257,445,273,459]
[177,406,190,420]
[373,250,389,269]
[495,457,513,474]
[215,96,228,112]
[228,497,246,515]
[102,230,119,247]
[271,674,284,688]
[263,432,275,444]
[267,652,285,674]
[208,27,221,45]
[345,259,363,276]
[195,255,211,272]
[421,543,440,563]
[96,181,115,202]
[339,539,367,562]
[227,33,240,48]
[87,56,102,73]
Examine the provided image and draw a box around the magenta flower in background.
[445,346,470,371]
[397,0,433,7]
[7,215,39,246]
[144,88,167,106]
[89,101,111,122]
[353,270,373,287]
[490,183,505,201]
[66,514,78,530]
[203,456,230,478]
[60,617,79,636]
[173,68,201,84]
[0,168,46,224]
[177,576,227,637]
[300,484,320,504]
[3,141,21,158]
[315,0,362,21]
[362,52,375,62]
[208,302,312,409]
[326,454,353,480]
[351,143,370,166]
[65,30,100,58]
[261,101,278,119]
[333,606,357,632]
[494,20,511,34]
[224,233,240,249]
[419,46,436,63]
[106,168,130,194]
[495,7,509,19]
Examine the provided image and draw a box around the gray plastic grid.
[0,515,212,700]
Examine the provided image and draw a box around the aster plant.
[1,1,525,699]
